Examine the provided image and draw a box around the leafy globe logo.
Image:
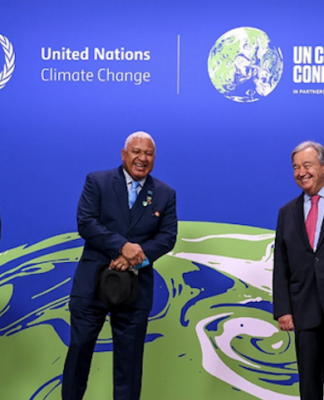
[208,27,283,103]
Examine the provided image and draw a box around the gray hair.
[291,141,324,166]
[124,131,156,152]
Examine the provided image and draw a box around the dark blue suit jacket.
[273,193,324,330]
[71,166,177,310]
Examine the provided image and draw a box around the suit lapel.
[316,211,324,250]
[113,167,130,225]
[294,193,311,249]
[129,175,155,230]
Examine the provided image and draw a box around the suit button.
[315,257,319,262]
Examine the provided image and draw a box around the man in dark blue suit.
[62,131,177,400]
[273,141,324,400]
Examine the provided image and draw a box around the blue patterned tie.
[128,181,140,208]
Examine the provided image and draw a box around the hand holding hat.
[121,242,146,267]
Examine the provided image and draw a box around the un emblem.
[0,34,15,90]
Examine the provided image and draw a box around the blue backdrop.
[2,0,323,251]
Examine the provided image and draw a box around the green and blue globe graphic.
[208,27,284,103]
[0,222,299,399]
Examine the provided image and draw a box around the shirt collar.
[304,186,324,203]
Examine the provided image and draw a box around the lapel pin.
[153,209,160,217]
[143,190,153,207]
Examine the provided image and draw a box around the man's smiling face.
[293,146,324,195]
[122,137,155,181]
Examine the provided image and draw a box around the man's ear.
[121,148,126,161]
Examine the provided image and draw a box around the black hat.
[97,265,138,307]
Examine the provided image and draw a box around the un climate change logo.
[208,27,283,103]
[0,34,15,90]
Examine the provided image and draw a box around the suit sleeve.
[273,208,292,320]
[141,189,177,263]
[77,173,128,259]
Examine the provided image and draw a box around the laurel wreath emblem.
[0,34,15,90]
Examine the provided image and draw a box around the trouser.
[62,296,150,400]
[295,320,324,400]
